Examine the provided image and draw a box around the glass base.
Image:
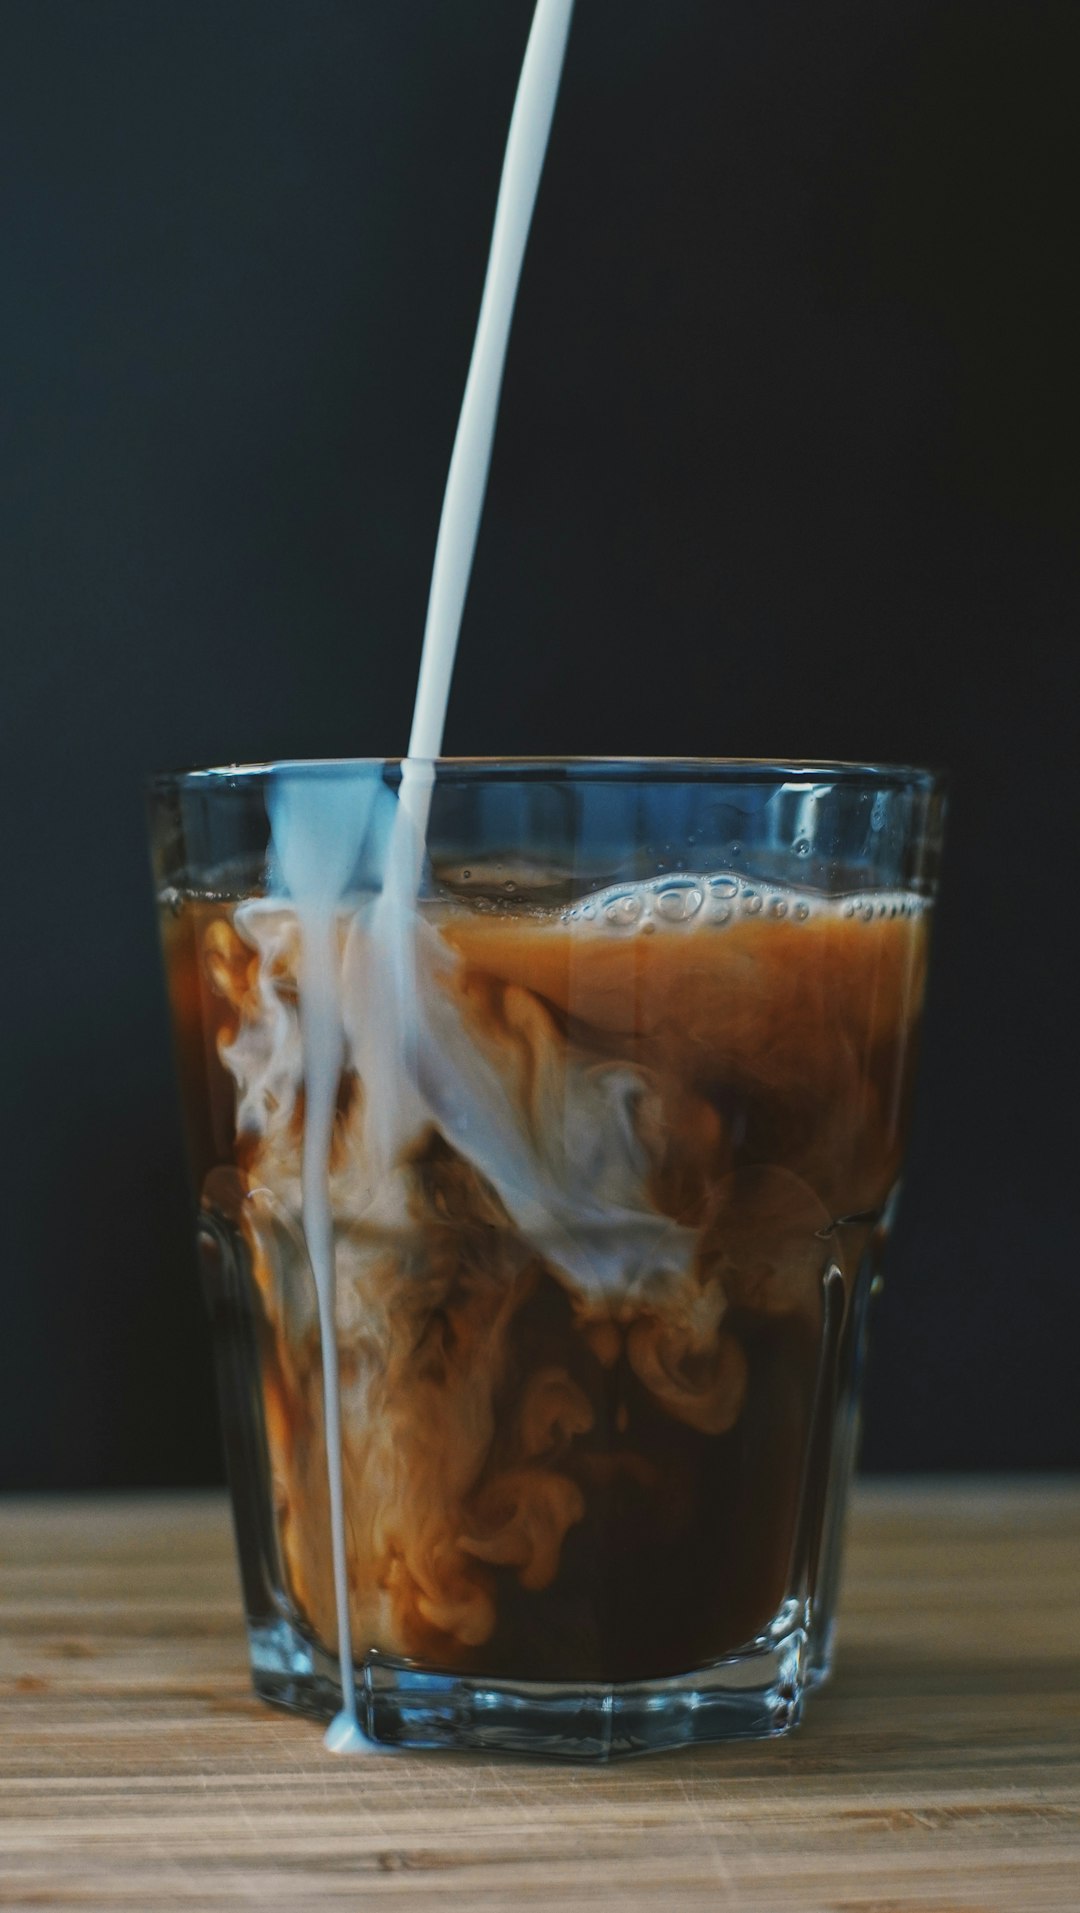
[249,1615,809,1758]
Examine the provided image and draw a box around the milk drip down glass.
[151,758,944,1757]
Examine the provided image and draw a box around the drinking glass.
[150,758,944,1757]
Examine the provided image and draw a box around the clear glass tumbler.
[150,758,944,1757]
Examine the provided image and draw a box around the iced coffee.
[162,854,929,1689]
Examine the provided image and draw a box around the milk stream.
[268,0,576,1750]
[267,774,378,1753]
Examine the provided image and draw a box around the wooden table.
[1,1483,1077,1911]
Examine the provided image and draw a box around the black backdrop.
[2,1,1077,1489]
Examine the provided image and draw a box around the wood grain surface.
[0,1482,1077,1911]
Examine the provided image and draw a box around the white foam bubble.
[562,873,926,934]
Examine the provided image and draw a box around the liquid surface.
[163,875,928,1681]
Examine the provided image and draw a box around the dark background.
[2,1,1077,1489]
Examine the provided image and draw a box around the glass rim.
[149,756,944,795]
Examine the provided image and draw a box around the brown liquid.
[162,882,927,1682]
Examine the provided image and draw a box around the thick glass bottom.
[248,1613,809,1758]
